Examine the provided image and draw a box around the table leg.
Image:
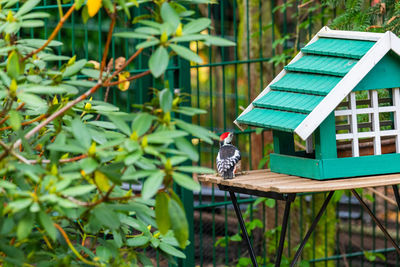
[351,189,400,255]
[290,191,335,267]
[229,191,258,267]
[392,185,400,210]
[275,199,292,267]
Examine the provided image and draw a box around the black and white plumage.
[216,132,241,179]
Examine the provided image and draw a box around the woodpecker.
[216,132,241,179]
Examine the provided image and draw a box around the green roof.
[236,36,377,132]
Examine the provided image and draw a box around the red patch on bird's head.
[220,132,230,141]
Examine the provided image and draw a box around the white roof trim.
[295,31,393,140]
[318,29,384,41]
[234,26,330,130]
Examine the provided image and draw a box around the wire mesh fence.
[17,0,400,266]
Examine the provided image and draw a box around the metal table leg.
[351,189,400,255]
[229,191,258,267]
[275,199,293,267]
[290,191,335,267]
[392,185,400,209]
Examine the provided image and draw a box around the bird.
[216,132,241,179]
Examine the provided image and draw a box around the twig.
[0,103,25,126]
[0,140,31,164]
[12,82,102,150]
[54,223,99,266]
[366,187,397,206]
[27,154,87,164]
[0,114,46,131]
[99,10,116,81]
[12,49,145,150]
[21,4,76,61]
[104,70,151,87]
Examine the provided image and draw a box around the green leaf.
[159,242,186,258]
[71,117,91,149]
[124,150,142,165]
[170,34,206,43]
[21,85,74,95]
[7,51,20,79]
[38,211,56,241]
[96,246,112,262]
[121,170,159,181]
[147,130,188,143]
[63,59,87,77]
[175,137,198,161]
[127,236,150,247]
[136,40,160,50]
[172,172,200,191]
[149,46,169,78]
[168,198,188,248]
[161,2,180,29]
[155,192,170,235]
[132,113,153,136]
[135,27,160,35]
[182,18,211,35]
[0,180,16,190]
[61,185,96,196]
[20,20,44,28]
[175,166,214,174]
[114,32,155,40]
[173,106,207,116]
[15,0,41,17]
[107,114,131,136]
[8,110,21,131]
[18,93,47,111]
[175,120,218,144]
[93,204,120,230]
[8,198,32,212]
[204,36,236,46]
[75,0,85,10]
[20,12,50,19]
[138,253,153,267]
[265,198,276,208]
[142,171,165,200]
[159,88,173,113]
[17,213,34,240]
[79,157,99,174]
[169,44,202,64]
[117,0,131,19]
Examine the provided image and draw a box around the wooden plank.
[225,176,303,191]
[273,175,400,193]
[273,130,295,155]
[198,169,400,194]
[315,112,337,159]
[322,153,400,178]
[317,28,384,41]
[270,153,322,179]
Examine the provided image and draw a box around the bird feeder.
[235,27,400,180]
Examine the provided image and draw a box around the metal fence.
[20,0,400,266]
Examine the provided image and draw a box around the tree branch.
[21,4,76,61]
[0,140,31,164]
[99,9,116,81]
[0,114,46,131]
[104,70,151,87]
[54,223,99,266]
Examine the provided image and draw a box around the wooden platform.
[198,169,400,193]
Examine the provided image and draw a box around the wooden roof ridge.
[235,27,400,140]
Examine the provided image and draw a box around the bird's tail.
[223,172,233,179]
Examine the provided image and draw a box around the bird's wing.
[217,145,241,173]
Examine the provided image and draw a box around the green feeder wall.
[236,27,400,180]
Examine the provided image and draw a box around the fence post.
[177,48,195,267]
